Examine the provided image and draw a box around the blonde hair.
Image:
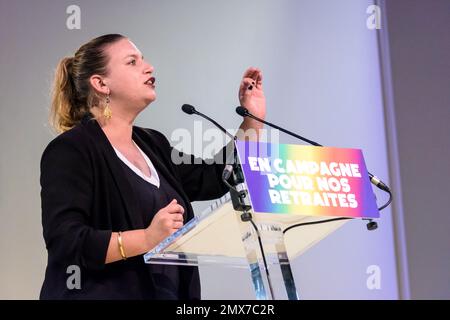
[49,34,125,133]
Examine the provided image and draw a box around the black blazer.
[39,114,229,299]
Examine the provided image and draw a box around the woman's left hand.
[237,67,266,138]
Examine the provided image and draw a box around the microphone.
[236,106,322,146]
[235,106,391,193]
[182,104,235,140]
[181,104,236,181]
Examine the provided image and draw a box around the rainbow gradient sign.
[235,141,379,218]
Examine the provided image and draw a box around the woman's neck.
[92,106,137,147]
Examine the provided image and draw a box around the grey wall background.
[382,0,450,299]
[0,0,446,300]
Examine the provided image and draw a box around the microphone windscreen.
[181,104,196,115]
[235,106,248,116]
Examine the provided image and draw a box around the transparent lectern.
[144,141,379,300]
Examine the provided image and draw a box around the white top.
[113,141,160,188]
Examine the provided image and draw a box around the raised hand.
[238,67,266,121]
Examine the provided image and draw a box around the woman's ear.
[89,75,109,95]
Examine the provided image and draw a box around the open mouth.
[144,77,156,87]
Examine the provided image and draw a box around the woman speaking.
[40,34,266,299]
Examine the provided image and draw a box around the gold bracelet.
[117,231,127,260]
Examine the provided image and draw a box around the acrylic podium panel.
[144,193,349,264]
[144,193,351,300]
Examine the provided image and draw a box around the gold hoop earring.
[103,95,112,120]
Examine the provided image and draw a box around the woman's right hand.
[144,199,184,250]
